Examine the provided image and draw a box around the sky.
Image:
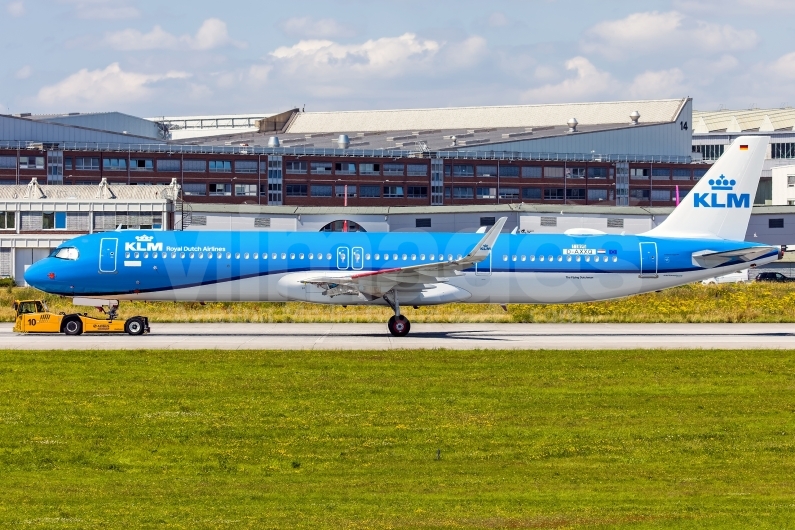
[1,0,794,117]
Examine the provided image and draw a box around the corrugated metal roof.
[693,107,795,133]
[0,180,177,201]
[286,98,689,134]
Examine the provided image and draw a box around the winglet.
[465,217,507,263]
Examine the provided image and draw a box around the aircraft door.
[639,242,658,278]
[336,246,350,270]
[99,238,118,273]
[351,246,364,270]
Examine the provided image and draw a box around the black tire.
[125,317,146,336]
[63,318,83,336]
[387,315,411,337]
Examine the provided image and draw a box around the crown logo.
[135,234,154,242]
[709,175,735,191]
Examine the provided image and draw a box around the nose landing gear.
[383,290,411,337]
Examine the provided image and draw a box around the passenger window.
[547,255,553,261]
[411,254,416,261]
[244,253,249,259]
[420,254,425,260]
[585,256,590,262]
[171,252,176,258]
[521,256,526,261]
[557,256,562,262]
[612,256,618,262]
[430,254,435,260]
[566,256,572,262]
[189,252,194,258]
[125,252,130,258]
[199,252,204,258]
[299,253,304,259]
[272,253,277,259]
[234,253,240,259]
[281,253,287,259]
[308,253,313,259]
[374,254,380,260]
[366,253,371,260]
[512,255,516,261]
[530,255,535,261]
[208,253,213,259]
[144,252,149,258]
[326,253,332,259]
[448,254,453,261]
[290,253,295,259]
[457,255,462,260]
[502,255,508,261]
[180,252,185,258]
[539,256,545,262]
[134,252,139,258]
[576,256,581,262]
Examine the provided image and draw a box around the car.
[702,269,749,285]
[754,272,795,283]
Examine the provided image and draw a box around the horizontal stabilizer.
[691,246,777,268]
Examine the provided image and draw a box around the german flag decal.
[740,144,749,150]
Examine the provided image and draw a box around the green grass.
[2,348,795,528]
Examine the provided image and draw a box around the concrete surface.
[3,322,795,350]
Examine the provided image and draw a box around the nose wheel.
[383,289,411,337]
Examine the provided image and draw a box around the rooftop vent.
[630,111,640,125]
[267,136,280,148]
[337,134,350,149]
[567,118,578,133]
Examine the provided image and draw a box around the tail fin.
[643,135,769,240]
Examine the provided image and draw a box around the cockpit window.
[54,247,79,260]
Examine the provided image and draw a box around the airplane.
[25,135,780,336]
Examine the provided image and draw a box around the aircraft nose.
[23,259,64,292]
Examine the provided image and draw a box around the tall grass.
[3,282,795,323]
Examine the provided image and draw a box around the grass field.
[1,348,795,528]
[4,282,795,324]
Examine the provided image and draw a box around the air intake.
[567,118,578,133]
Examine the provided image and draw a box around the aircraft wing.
[691,245,778,268]
[301,217,506,297]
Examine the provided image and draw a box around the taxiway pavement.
[3,322,795,350]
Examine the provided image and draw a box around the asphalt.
[4,322,795,350]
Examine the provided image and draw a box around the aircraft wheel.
[125,317,146,336]
[63,318,83,336]
[387,315,411,337]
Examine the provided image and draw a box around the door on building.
[99,238,118,273]
[13,248,51,286]
[639,242,658,278]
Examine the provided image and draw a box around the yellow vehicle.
[13,300,149,336]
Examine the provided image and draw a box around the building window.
[772,143,795,159]
[383,186,405,198]
[544,188,564,200]
[630,189,650,200]
[360,185,380,198]
[477,165,497,177]
[477,187,496,199]
[499,187,520,199]
[286,184,307,197]
[19,156,45,169]
[416,218,431,228]
[500,166,520,178]
[522,187,542,200]
[652,168,671,180]
[693,169,707,180]
[384,163,404,175]
[183,159,206,172]
[588,167,607,179]
[651,189,671,201]
[672,168,691,180]
[480,217,496,226]
[0,211,15,229]
[444,186,451,198]
[407,164,428,176]
[209,183,232,196]
[311,185,333,197]
[588,189,608,201]
[235,160,258,174]
[407,186,428,198]
[182,183,206,196]
[452,186,473,199]
[103,158,127,171]
[209,160,231,173]
[335,185,357,198]
[566,188,586,200]
[73,157,100,171]
[129,159,153,171]
[769,218,785,228]
[42,211,67,230]
[311,162,333,174]
[544,167,564,178]
[359,163,380,175]
[452,164,474,177]
[567,167,585,179]
[286,161,307,174]
[235,184,257,196]
[157,159,180,172]
[0,156,16,169]
[522,166,542,178]
[788,175,795,187]
[335,162,356,175]
[693,144,725,160]
[540,217,557,227]
[630,168,649,179]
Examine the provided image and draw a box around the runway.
[4,322,795,350]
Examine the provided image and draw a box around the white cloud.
[280,17,355,39]
[522,56,618,103]
[104,18,245,51]
[7,1,24,16]
[582,11,758,59]
[15,65,32,79]
[248,64,272,83]
[769,51,795,80]
[487,12,510,28]
[628,68,686,99]
[60,0,139,20]
[674,0,795,14]
[37,63,189,107]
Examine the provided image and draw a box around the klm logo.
[693,176,750,209]
[124,234,163,252]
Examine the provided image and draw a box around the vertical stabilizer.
[643,136,768,240]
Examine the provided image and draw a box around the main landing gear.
[383,290,410,337]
